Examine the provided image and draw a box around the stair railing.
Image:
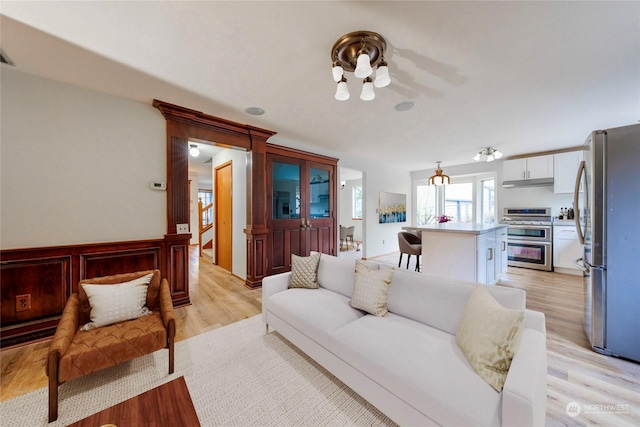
[198,198,214,257]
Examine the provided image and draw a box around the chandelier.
[331,31,390,101]
[473,147,503,162]
[428,162,450,186]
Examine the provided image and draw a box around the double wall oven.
[501,208,553,271]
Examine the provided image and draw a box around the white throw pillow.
[456,285,524,391]
[81,273,154,331]
[349,261,395,316]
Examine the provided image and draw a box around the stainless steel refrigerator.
[574,123,640,362]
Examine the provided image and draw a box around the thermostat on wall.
[149,181,167,191]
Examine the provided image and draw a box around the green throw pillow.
[349,261,395,316]
[456,285,524,392]
[289,252,321,289]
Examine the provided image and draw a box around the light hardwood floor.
[2,248,639,426]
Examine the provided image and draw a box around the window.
[444,182,473,223]
[416,184,436,224]
[414,173,496,225]
[481,179,495,224]
[352,186,363,219]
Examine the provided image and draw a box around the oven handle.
[507,239,551,245]
[506,225,552,230]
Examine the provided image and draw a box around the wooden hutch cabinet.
[266,145,337,277]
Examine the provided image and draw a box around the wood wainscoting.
[0,235,190,348]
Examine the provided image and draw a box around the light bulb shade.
[374,63,390,88]
[332,64,344,82]
[487,154,495,162]
[354,52,373,78]
[473,153,481,161]
[428,163,450,186]
[335,79,350,101]
[189,145,200,157]
[360,78,375,101]
[493,150,503,159]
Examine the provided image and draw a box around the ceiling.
[2,2,638,171]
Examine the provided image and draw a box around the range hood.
[502,177,554,188]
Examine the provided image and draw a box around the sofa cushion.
[349,261,395,316]
[317,254,379,298]
[387,268,526,335]
[317,255,357,297]
[330,314,502,427]
[289,252,321,289]
[457,286,524,391]
[58,312,167,383]
[266,288,364,348]
[80,273,154,331]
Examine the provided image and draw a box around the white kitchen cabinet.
[496,227,509,278]
[554,151,583,193]
[553,223,582,275]
[476,231,496,285]
[503,155,554,181]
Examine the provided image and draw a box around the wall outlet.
[16,294,31,312]
[177,223,189,234]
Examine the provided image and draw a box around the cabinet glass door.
[267,156,305,276]
[272,161,301,219]
[309,167,330,218]
[305,163,334,256]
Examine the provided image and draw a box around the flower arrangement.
[438,215,452,223]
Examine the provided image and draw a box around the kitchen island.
[403,223,508,285]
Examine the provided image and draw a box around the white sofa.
[262,254,547,426]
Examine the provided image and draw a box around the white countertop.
[403,223,508,235]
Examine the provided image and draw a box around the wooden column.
[244,130,269,289]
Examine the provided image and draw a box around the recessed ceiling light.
[395,101,414,112]
[245,107,265,116]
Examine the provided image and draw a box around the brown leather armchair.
[398,231,422,272]
[47,270,175,422]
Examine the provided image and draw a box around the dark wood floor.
[2,248,639,426]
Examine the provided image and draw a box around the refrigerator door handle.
[574,160,586,244]
[573,257,589,273]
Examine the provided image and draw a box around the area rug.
[0,315,395,426]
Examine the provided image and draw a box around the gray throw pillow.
[289,252,321,289]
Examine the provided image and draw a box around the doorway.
[215,161,233,272]
[338,166,365,260]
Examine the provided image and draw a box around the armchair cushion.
[58,312,167,382]
[80,273,154,330]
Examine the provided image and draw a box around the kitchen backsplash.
[501,186,574,219]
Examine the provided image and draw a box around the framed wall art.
[378,192,406,223]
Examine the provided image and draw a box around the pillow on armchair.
[80,272,154,330]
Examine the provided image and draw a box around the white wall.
[0,67,419,262]
[0,67,166,249]
[211,148,247,279]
